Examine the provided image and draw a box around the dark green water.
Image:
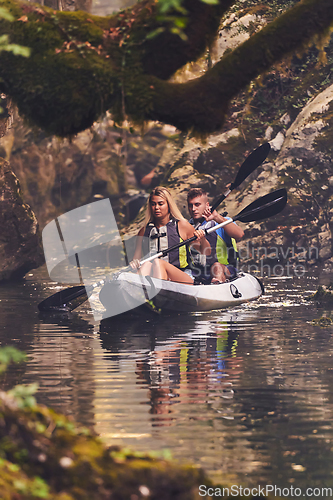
[1,265,333,496]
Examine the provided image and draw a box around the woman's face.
[150,195,169,220]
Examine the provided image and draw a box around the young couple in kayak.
[130,186,244,285]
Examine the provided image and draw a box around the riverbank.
[0,386,284,500]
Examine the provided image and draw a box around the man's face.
[188,195,209,220]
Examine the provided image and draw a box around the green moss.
[0,0,150,136]
[0,382,285,499]
[307,284,333,305]
[311,316,333,326]
[0,395,216,499]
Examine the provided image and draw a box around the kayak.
[99,271,264,317]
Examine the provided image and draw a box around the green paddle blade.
[235,188,287,223]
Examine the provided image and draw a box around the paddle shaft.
[210,188,231,212]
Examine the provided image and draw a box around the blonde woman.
[130,186,210,284]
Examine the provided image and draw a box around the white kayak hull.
[99,272,263,316]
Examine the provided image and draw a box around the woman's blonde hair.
[144,186,185,225]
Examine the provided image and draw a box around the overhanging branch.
[0,0,332,136]
[143,0,333,134]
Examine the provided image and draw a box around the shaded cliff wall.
[2,0,333,281]
[1,114,173,229]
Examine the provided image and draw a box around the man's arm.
[204,210,244,242]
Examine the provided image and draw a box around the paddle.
[194,142,271,229]
[38,188,286,313]
[143,188,287,260]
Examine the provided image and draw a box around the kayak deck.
[99,272,263,317]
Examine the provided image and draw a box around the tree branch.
[139,0,236,79]
[144,0,333,134]
[0,0,332,136]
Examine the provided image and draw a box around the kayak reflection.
[99,312,244,425]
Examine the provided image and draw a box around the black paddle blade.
[38,285,88,312]
[231,143,271,190]
[235,188,287,223]
[210,143,271,213]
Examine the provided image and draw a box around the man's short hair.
[187,187,208,202]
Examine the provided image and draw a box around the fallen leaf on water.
[291,464,306,472]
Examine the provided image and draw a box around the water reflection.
[97,299,333,489]
[100,314,241,426]
[2,268,333,490]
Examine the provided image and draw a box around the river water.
[1,265,333,495]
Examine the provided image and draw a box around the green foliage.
[0,346,26,374]
[148,0,188,40]
[0,33,30,56]
[0,3,29,112]
[0,5,13,21]
[0,459,55,500]
[151,0,219,41]
[7,383,38,409]
[0,346,38,410]
[153,0,218,40]
[157,0,187,16]
[0,5,30,56]
[13,475,50,498]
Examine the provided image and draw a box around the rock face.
[0,159,43,280]
[1,116,171,229]
[2,1,333,280]
[127,78,333,274]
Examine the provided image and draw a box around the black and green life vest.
[143,218,191,269]
[189,218,239,268]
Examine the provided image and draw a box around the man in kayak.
[187,187,244,283]
[130,186,211,284]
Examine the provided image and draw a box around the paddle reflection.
[99,313,243,426]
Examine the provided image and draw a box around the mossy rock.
[307,284,333,305]
[0,391,278,500]
[311,316,333,326]
[0,388,287,499]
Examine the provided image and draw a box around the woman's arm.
[178,220,211,256]
[131,227,145,266]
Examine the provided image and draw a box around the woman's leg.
[136,259,193,284]
[152,259,194,284]
[137,261,152,276]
